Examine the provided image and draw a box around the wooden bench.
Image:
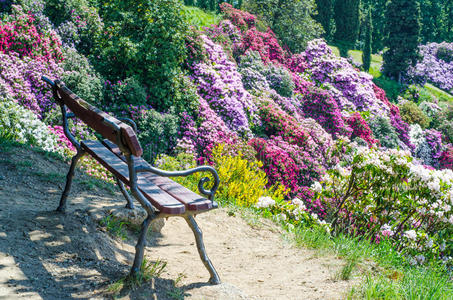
[42,76,221,284]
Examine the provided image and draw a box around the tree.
[420,0,443,43]
[198,0,208,9]
[383,0,421,82]
[315,0,334,41]
[362,7,372,72]
[184,0,195,6]
[243,0,323,53]
[334,0,360,57]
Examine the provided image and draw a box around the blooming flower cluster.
[0,5,63,62]
[407,42,453,91]
[303,39,389,115]
[190,35,257,136]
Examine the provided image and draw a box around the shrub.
[399,101,430,129]
[301,86,350,138]
[265,64,295,98]
[436,45,453,63]
[346,112,378,147]
[368,116,400,149]
[438,120,453,144]
[211,143,287,207]
[0,52,64,118]
[313,146,453,263]
[0,5,63,61]
[137,109,180,163]
[0,89,61,154]
[415,129,443,168]
[93,0,195,113]
[238,51,270,92]
[102,77,147,108]
[440,146,453,170]
[61,47,103,105]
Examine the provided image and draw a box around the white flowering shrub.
[0,92,63,155]
[311,145,452,264]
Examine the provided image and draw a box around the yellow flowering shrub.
[211,144,287,207]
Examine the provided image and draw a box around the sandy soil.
[0,144,357,299]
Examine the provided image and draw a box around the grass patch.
[183,5,221,28]
[424,83,453,103]
[99,214,130,240]
[107,259,167,295]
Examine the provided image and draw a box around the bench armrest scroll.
[117,117,137,133]
[136,165,220,201]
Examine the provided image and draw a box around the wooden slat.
[81,140,185,214]
[102,140,216,211]
[57,86,143,157]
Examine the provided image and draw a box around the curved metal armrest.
[117,117,138,133]
[136,164,220,201]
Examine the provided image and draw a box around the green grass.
[286,225,453,299]
[183,5,221,28]
[99,214,130,240]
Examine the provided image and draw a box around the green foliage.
[183,5,221,28]
[383,0,421,80]
[362,8,372,72]
[93,0,197,112]
[399,101,430,129]
[43,0,103,53]
[334,0,360,56]
[61,47,103,105]
[137,109,180,163]
[368,116,400,149]
[436,45,453,63]
[103,77,147,107]
[243,0,323,52]
[265,65,295,98]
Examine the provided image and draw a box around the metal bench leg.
[57,151,84,212]
[130,213,156,277]
[116,177,134,209]
[184,215,221,284]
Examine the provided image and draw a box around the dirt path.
[0,144,357,299]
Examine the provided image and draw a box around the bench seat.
[82,140,217,214]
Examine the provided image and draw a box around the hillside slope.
[0,141,356,299]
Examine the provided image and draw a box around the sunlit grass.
[183,5,221,29]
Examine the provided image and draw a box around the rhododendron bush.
[311,145,453,263]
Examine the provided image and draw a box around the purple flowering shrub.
[440,146,453,170]
[0,52,63,118]
[304,39,389,115]
[407,42,453,91]
[416,129,444,168]
[190,35,257,136]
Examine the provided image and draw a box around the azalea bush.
[312,146,453,264]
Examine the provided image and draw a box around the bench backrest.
[55,84,143,157]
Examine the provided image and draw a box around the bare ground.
[0,143,357,299]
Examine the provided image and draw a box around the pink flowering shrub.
[373,84,414,150]
[346,113,378,147]
[258,102,309,147]
[286,53,308,74]
[238,28,286,64]
[301,86,351,138]
[440,146,453,170]
[220,3,256,31]
[0,5,63,62]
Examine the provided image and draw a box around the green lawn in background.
[183,5,221,28]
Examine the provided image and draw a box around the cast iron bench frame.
[42,76,221,284]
